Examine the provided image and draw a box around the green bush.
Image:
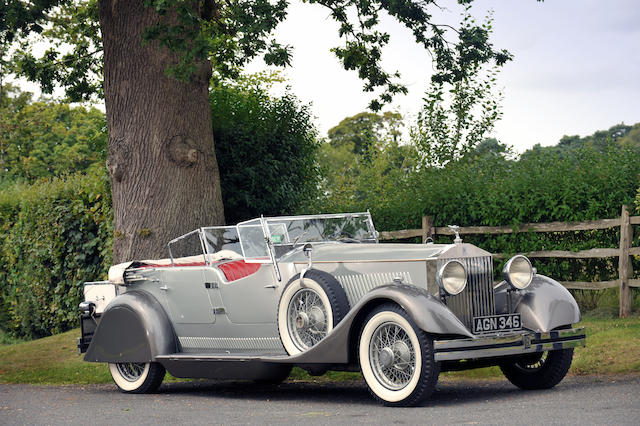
[0,168,112,339]
[0,76,321,339]
[211,78,320,224]
[0,99,107,186]
[409,145,640,288]
[318,142,640,311]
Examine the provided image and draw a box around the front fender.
[275,284,472,364]
[84,290,177,363]
[495,274,581,333]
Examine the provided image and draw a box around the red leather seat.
[217,260,261,281]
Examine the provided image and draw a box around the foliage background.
[1,88,639,338]
[315,123,640,312]
[0,78,320,338]
[211,75,320,224]
[0,170,112,338]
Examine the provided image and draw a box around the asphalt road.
[1,375,639,425]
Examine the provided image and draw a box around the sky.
[13,1,639,152]
[247,0,640,152]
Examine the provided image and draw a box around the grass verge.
[1,315,638,385]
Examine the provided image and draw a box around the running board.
[155,353,293,380]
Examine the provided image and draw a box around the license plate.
[473,313,522,334]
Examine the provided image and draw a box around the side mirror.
[303,243,313,258]
[303,243,313,269]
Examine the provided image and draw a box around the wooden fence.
[379,206,639,317]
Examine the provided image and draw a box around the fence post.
[619,205,633,318]
[422,216,433,243]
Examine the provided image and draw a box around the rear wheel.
[359,303,439,406]
[109,362,165,393]
[500,348,574,390]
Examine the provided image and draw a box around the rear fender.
[494,274,581,333]
[84,290,177,363]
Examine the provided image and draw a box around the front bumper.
[434,327,586,362]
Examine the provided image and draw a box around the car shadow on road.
[146,378,535,407]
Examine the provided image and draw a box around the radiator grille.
[440,256,495,331]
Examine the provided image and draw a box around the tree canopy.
[1,0,513,261]
[2,0,510,109]
[327,111,403,155]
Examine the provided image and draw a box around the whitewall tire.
[359,304,439,406]
[277,270,350,355]
[109,362,165,393]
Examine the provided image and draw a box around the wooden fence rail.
[378,205,639,318]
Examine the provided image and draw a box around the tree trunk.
[99,0,224,263]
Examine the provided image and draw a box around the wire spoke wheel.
[514,351,547,372]
[109,361,165,393]
[500,348,574,390]
[369,322,416,390]
[278,270,350,355]
[116,362,147,382]
[287,288,329,349]
[359,303,438,406]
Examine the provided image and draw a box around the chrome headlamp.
[437,260,467,295]
[503,255,534,290]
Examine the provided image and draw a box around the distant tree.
[319,110,417,206]
[0,87,107,184]
[618,123,640,148]
[464,137,512,160]
[328,111,403,155]
[557,123,632,151]
[522,122,638,162]
[412,8,511,167]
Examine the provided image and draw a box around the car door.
[216,264,279,324]
[160,267,216,324]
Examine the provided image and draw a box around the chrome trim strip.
[293,259,432,264]
[433,327,586,361]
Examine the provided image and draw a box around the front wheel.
[500,348,574,390]
[109,362,166,393]
[359,303,439,406]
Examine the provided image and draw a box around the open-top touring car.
[78,212,586,406]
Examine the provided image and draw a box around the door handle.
[159,285,169,291]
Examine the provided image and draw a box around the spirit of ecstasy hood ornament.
[447,225,463,244]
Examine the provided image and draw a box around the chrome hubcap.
[369,322,416,390]
[379,347,395,368]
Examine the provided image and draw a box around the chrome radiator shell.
[437,244,495,331]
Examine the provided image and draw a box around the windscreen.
[236,213,377,262]
[265,212,377,258]
[202,226,242,256]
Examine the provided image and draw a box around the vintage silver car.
[78,212,586,406]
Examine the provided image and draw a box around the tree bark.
[98,0,224,263]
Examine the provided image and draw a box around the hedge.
[316,144,640,310]
[0,167,112,339]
